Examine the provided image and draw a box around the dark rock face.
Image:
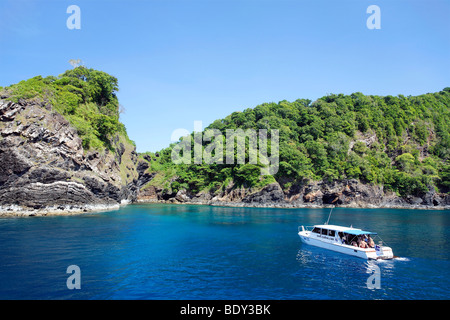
[242,183,285,204]
[140,176,450,210]
[0,99,138,215]
[136,160,154,188]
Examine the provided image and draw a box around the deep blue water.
[0,204,449,300]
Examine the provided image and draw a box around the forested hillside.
[1,66,134,151]
[140,88,450,200]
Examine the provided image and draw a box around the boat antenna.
[325,206,334,225]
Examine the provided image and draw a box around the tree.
[395,153,415,172]
[68,59,83,68]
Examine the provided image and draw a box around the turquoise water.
[0,204,449,300]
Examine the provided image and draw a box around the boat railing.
[373,234,389,248]
[298,225,314,233]
[345,233,390,250]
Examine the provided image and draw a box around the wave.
[394,257,410,261]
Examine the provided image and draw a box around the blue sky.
[0,0,449,152]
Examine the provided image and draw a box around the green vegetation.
[3,68,448,198]
[1,66,132,150]
[143,89,450,197]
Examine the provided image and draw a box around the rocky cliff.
[0,98,139,216]
[137,178,450,210]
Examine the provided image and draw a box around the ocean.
[0,204,449,300]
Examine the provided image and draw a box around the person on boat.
[360,234,367,245]
[340,232,347,244]
[358,236,368,248]
[367,235,375,248]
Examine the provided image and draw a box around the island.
[1,67,449,216]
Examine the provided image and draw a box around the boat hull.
[298,231,394,260]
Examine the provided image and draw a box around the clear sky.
[0,0,449,152]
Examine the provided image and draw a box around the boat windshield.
[312,227,321,234]
[311,227,336,237]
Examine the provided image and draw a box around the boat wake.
[393,257,410,262]
[367,256,410,264]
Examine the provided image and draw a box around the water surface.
[0,204,448,299]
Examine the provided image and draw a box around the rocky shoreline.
[2,197,447,217]
[0,203,122,217]
[138,199,450,210]
[136,180,450,211]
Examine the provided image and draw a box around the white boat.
[298,224,394,260]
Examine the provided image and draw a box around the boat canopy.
[344,229,377,236]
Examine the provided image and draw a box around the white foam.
[394,257,410,261]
